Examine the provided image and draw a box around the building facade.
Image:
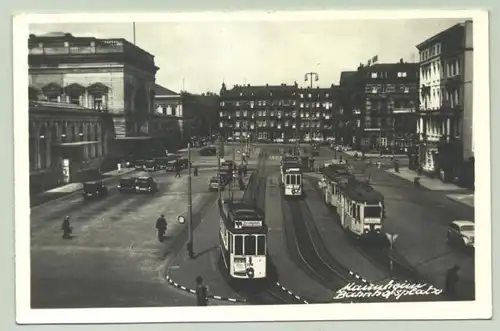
[340,61,419,153]
[218,83,340,142]
[28,100,112,193]
[28,32,178,164]
[153,84,184,151]
[416,21,474,186]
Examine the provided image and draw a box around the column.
[45,124,51,168]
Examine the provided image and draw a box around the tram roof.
[219,198,267,233]
[339,180,384,203]
[320,165,353,180]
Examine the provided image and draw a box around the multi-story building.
[218,82,340,142]
[340,61,419,153]
[416,21,474,186]
[28,32,179,192]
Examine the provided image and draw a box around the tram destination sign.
[235,220,262,228]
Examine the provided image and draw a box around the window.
[326,93,330,98]
[371,72,378,78]
[93,95,103,110]
[371,87,378,94]
[236,101,240,106]
[308,94,311,98]
[397,72,407,78]
[257,235,266,255]
[69,95,80,105]
[220,101,225,106]
[404,87,410,93]
[244,235,256,255]
[219,111,223,117]
[234,235,243,255]
[296,175,301,185]
[364,206,381,218]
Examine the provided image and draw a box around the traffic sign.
[178,215,186,224]
[385,233,398,244]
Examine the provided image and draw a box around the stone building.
[416,21,474,186]
[218,82,340,142]
[340,61,419,153]
[28,32,178,192]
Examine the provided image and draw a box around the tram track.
[305,175,430,286]
[282,197,355,291]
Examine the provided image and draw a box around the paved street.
[330,148,475,300]
[30,169,218,308]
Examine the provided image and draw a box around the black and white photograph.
[13,10,491,324]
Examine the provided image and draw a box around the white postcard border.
[13,9,491,324]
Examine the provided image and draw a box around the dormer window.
[87,83,109,111]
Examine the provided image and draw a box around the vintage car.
[208,176,225,192]
[134,176,159,194]
[82,181,109,199]
[117,177,138,193]
[447,220,475,249]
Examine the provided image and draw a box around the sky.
[30,18,467,95]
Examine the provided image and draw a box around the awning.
[58,140,100,147]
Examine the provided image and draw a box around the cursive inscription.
[334,280,443,300]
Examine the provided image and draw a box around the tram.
[218,198,268,279]
[320,166,384,239]
[282,166,304,198]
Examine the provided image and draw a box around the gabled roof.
[154,84,178,96]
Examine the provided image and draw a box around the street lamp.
[385,232,399,276]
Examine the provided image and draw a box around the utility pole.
[187,142,194,258]
[304,72,319,142]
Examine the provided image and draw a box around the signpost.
[385,233,399,275]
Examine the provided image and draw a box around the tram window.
[353,204,357,218]
[357,205,361,218]
[257,235,266,255]
[365,206,382,218]
[296,175,301,185]
[291,175,297,185]
[285,174,290,184]
[234,235,244,255]
[245,235,257,255]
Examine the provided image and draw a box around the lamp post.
[385,232,399,276]
[186,142,194,258]
[304,72,319,142]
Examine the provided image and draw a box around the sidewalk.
[166,176,253,305]
[30,168,138,207]
[344,150,407,158]
[386,167,474,208]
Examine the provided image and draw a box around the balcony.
[392,108,415,114]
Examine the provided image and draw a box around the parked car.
[447,220,475,249]
[208,176,225,191]
[144,159,161,172]
[118,177,138,193]
[134,176,159,193]
[82,181,108,199]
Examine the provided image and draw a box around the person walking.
[155,214,167,242]
[62,216,72,239]
[195,276,208,306]
[445,264,460,300]
[174,163,181,178]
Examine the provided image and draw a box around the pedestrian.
[175,164,181,178]
[445,264,460,300]
[155,214,167,242]
[195,276,208,306]
[193,166,198,177]
[394,159,400,173]
[243,164,247,177]
[61,216,72,239]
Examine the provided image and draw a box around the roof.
[362,62,419,73]
[340,180,384,204]
[340,71,357,84]
[415,22,469,50]
[154,84,178,96]
[452,220,474,226]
